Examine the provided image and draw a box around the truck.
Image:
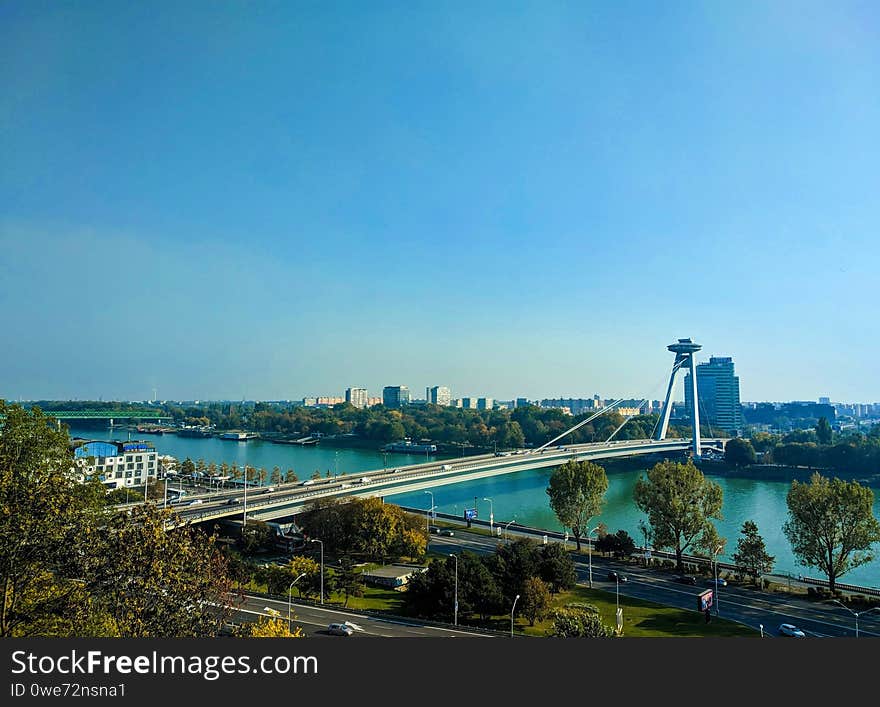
[440,464,453,471]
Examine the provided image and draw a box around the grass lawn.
[520,585,758,638]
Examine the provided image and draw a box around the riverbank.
[695,459,880,488]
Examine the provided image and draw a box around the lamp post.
[613,571,620,612]
[163,476,169,510]
[712,544,723,616]
[587,525,600,588]
[424,491,435,538]
[449,554,458,626]
[504,519,516,541]
[483,497,494,536]
[511,594,520,638]
[334,452,339,479]
[828,599,880,637]
[309,539,324,604]
[242,466,248,527]
[287,572,306,633]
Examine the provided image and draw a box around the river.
[68,424,880,588]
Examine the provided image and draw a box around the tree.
[237,520,275,555]
[286,556,322,600]
[783,473,880,593]
[521,577,552,626]
[732,521,775,585]
[234,617,304,638]
[538,543,576,593]
[0,403,106,636]
[285,468,298,483]
[633,460,723,572]
[180,457,196,476]
[548,604,614,638]
[334,557,364,608]
[459,553,503,621]
[85,503,236,637]
[546,460,608,552]
[271,466,282,485]
[725,438,757,467]
[816,416,833,445]
[492,538,541,603]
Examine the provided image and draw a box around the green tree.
[548,604,614,638]
[521,576,552,626]
[180,457,196,476]
[286,556,322,600]
[732,521,775,585]
[783,473,880,593]
[633,460,723,572]
[538,543,576,593]
[85,503,236,637]
[0,403,106,636]
[459,553,503,621]
[334,557,364,608]
[725,438,757,467]
[237,521,275,555]
[816,416,833,445]
[546,460,609,552]
[491,538,541,603]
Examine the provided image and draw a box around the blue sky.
[2,1,879,402]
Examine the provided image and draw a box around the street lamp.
[334,451,339,479]
[449,554,458,626]
[287,572,306,633]
[511,594,520,638]
[504,518,516,541]
[309,539,324,604]
[243,465,249,527]
[483,497,494,536]
[712,544,723,616]
[587,525,600,589]
[424,491,435,537]
[613,571,620,612]
[828,599,880,637]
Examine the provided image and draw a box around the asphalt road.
[427,529,880,638]
[235,594,493,638]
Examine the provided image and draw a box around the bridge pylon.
[655,338,702,459]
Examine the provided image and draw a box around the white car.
[778,623,806,638]
[327,623,354,636]
[188,499,203,506]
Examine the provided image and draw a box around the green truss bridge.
[39,409,173,422]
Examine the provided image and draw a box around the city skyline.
[3,3,880,402]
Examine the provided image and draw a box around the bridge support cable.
[604,399,649,444]
[531,399,626,454]
[648,358,687,440]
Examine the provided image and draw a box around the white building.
[346,387,369,408]
[427,386,452,406]
[73,440,158,489]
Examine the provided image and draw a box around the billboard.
[464,508,478,520]
[698,589,713,612]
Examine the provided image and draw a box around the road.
[426,528,880,638]
[235,594,493,638]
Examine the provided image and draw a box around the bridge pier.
[655,338,702,459]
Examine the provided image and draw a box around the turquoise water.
[69,424,880,588]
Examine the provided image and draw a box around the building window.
[125,471,133,478]
[136,455,142,462]
[136,463,143,470]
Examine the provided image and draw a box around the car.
[327,623,354,636]
[391,468,402,473]
[778,623,806,638]
[429,526,441,534]
[676,575,698,585]
[439,529,454,537]
[188,499,203,506]
[300,479,315,486]
[607,571,627,583]
[225,498,242,505]
[262,487,275,494]
[708,577,728,587]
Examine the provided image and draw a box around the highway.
[234,594,493,638]
[426,528,880,639]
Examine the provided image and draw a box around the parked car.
[439,529,454,537]
[676,575,698,585]
[607,571,627,583]
[327,623,354,636]
[778,623,806,638]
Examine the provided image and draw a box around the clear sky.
[2,1,879,403]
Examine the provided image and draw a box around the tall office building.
[684,356,743,434]
[346,387,368,409]
[460,397,477,410]
[383,385,411,408]
[477,397,494,410]
[427,386,452,406]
